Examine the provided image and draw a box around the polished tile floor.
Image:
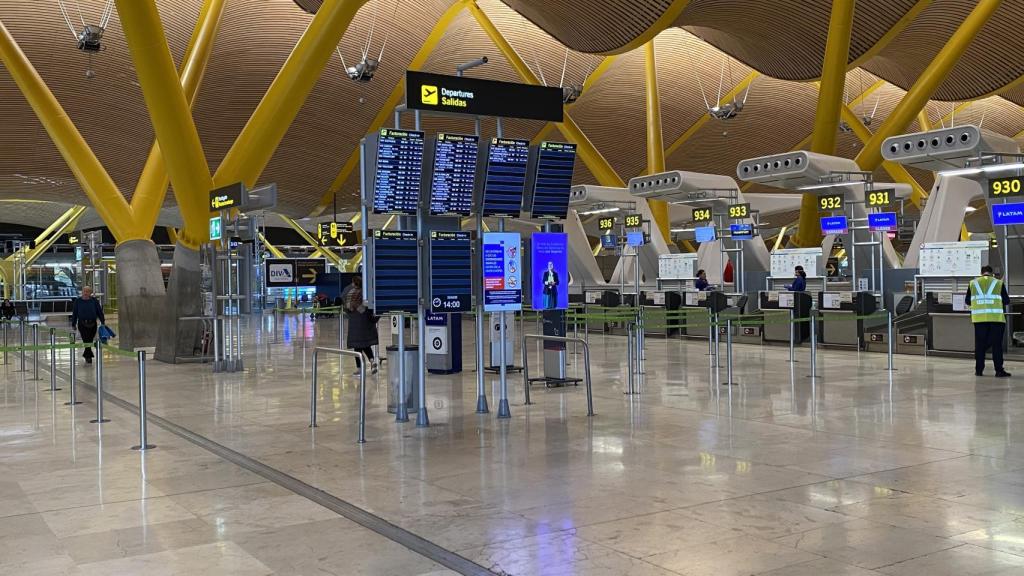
[1,313,1022,575]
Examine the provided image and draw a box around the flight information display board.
[429,231,473,313]
[429,133,479,216]
[372,129,424,215]
[370,230,418,312]
[481,138,530,217]
[529,142,577,219]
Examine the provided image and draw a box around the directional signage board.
[481,138,530,217]
[295,259,326,286]
[317,222,357,247]
[992,202,1024,226]
[370,230,419,313]
[429,231,473,313]
[429,133,479,216]
[405,71,564,122]
[482,232,522,312]
[529,142,577,220]
[209,216,223,241]
[210,182,244,211]
[265,259,296,286]
[372,129,424,215]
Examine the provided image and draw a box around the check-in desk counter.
[642,291,672,337]
[817,291,878,349]
[759,291,813,343]
[926,291,973,354]
[582,290,621,333]
[678,291,713,338]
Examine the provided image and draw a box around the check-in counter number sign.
[692,208,713,223]
[990,176,1024,198]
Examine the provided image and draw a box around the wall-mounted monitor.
[600,234,618,249]
[867,212,898,232]
[729,223,754,240]
[820,215,849,235]
[528,142,577,219]
[626,231,645,247]
[481,138,530,218]
[695,226,716,243]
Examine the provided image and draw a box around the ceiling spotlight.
[346,57,379,82]
[76,25,104,52]
[562,84,583,104]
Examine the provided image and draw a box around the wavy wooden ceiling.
[1,0,1024,228]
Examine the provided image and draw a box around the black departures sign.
[210,182,244,211]
[406,71,564,122]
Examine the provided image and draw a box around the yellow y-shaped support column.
[643,40,670,243]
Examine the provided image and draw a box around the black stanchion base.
[720,381,739,386]
[527,376,582,389]
[131,444,156,451]
[484,365,524,374]
[64,401,83,406]
[89,418,110,424]
[43,386,62,391]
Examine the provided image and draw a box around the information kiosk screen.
[482,232,522,312]
[429,133,479,216]
[531,233,569,311]
[429,231,473,313]
[370,230,418,312]
[529,142,577,219]
[372,129,424,215]
[481,138,530,217]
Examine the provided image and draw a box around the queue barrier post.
[47,329,60,391]
[2,320,8,364]
[809,312,818,379]
[17,320,26,372]
[520,333,593,416]
[887,309,895,371]
[309,346,367,443]
[31,324,40,381]
[131,351,156,451]
[725,317,736,386]
[90,337,109,424]
[626,323,635,394]
[66,332,81,405]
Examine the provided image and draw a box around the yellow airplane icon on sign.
[421,85,438,105]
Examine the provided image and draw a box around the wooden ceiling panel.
[500,0,675,54]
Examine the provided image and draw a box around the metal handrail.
[520,334,594,416]
[310,346,367,443]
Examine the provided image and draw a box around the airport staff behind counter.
[966,265,1012,378]
[695,269,710,291]
[785,266,807,292]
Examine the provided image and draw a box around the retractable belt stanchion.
[30,324,40,381]
[887,309,895,371]
[131,351,155,451]
[497,310,511,419]
[2,320,8,364]
[809,312,818,379]
[396,313,408,423]
[65,333,80,405]
[90,337,109,424]
[17,320,26,372]
[788,309,796,363]
[625,323,635,395]
[725,317,736,387]
[47,329,60,391]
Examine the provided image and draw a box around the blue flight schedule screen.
[481,138,530,217]
[429,231,473,313]
[372,129,424,215]
[429,133,479,216]
[530,141,577,219]
[371,230,418,312]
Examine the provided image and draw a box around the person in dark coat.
[70,286,105,364]
[0,298,14,321]
[344,276,378,375]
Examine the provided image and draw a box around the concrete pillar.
[155,243,204,363]
[114,240,166,350]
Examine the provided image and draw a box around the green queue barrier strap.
[0,343,81,353]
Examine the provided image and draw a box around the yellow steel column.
[23,207,86,266]
[916,110,933,131]
[796,0,856,248]
[855,0,1003,171]
[115,0,214,249]
[0,22,134,240]
[643,40,670,242]
[213,0,370,190]
[311,0,468,217]
[467,1,624,188]
[129,0,227,238]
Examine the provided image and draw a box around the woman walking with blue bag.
[71,286,105,364]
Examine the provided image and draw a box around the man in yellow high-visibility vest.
[965,265,1012,377]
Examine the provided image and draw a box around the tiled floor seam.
[41,362,496,576]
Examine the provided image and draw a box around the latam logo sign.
[992,202,1024,226]
[266,260,295,286]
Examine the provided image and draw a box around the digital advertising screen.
[730,223,754,240]
[529,142,578,219]
[820,215,849,235]
[531,233,569,311]
[992,202,1024,226]
[429,133,479,216]
[626,231,645,247]
[482,232,522,312]
[600,234,618,249]
[868,212,898,232]
[429,231,473,313]
[695,226,716,243]
[481,138,530,217]
[372,129,424,215]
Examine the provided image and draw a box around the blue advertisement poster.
[482,232,522,312]
[531,233,569,311]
